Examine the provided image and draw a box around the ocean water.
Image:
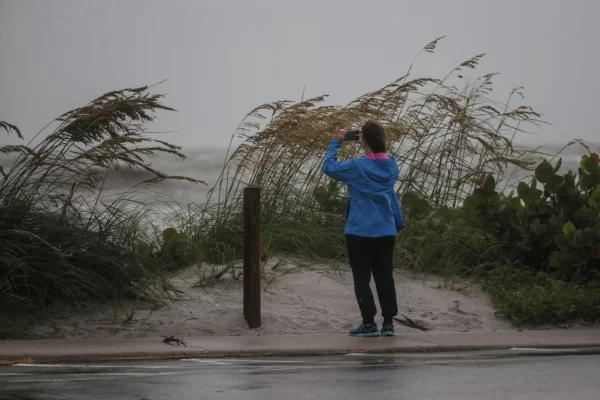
[0,148,230,229]
[101,141,599,214]
[0,141,598,227]
[100,147,230,206]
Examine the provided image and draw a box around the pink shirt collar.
[365,153,390,160]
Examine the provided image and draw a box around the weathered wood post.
[243,187,261,329]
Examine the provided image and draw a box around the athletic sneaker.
[380,323,395,337]
[349,323,380,337]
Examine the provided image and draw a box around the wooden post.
[243,187,261,329]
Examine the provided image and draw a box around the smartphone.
[344,130,360,141]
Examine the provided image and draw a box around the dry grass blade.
[455,54,486,71]
[0,121,23,139]
[424,36,446,53]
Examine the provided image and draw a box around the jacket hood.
[362,157,398,184]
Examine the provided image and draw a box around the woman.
[322,120,405,337]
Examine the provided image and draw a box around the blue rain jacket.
[322,139,405,237]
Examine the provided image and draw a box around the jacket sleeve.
[322,139,358,183]
[392,193,405,233]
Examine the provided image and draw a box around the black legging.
[345,234,398,325]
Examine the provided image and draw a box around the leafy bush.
[395,154,600,326]
[484,265,600,326]
[462,154,600,282]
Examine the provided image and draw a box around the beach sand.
[17,258,517,339]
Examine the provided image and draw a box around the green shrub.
[485,265,600,326]
[462,155,600,283]
[396,164,600,326]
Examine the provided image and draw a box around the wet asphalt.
[1,350,599,399]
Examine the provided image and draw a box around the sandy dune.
[17,259,516,339]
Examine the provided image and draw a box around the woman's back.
[322,139,404,237]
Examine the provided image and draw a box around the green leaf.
[592,185,600,201]
[565,172,576,186]
[554,233,569,250]
[549,252,561,268]
[482,174,496,192]
[546,175,563,192]
[553,158,562,173]
[162,227,178,242]
[581,155,590,169]
[588,198,597,209]
[583,155,599,174]
[508,197,522,209]
[581,228,594,245]
[548,213,561,228]
[579,173,595,190]
[540,235,553,248]
[531,177,538,190]
[535,160,554,184]
[174,232,189,244]
[517,182,530,199]
[563,222,576,236]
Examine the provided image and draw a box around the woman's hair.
[361,120,386,153]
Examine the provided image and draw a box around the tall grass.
[0,85,202,313]
[190,38,542,263]
[0,39,550,323]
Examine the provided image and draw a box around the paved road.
[1,350,599,399]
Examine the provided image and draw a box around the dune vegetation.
[2,38,599,329]
[0,86,202,316]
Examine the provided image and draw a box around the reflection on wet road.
[1,351,599,399]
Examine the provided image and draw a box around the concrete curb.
[5,344,600,365]
[2,329,600,365]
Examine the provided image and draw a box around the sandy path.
[16,259,515,339]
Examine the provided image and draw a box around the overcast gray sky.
[1,0,598,148]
